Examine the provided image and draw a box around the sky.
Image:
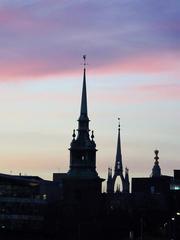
[0,0,179,182]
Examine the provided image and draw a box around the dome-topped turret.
[152,149,161,177]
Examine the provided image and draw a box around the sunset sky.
[0,0,179,181]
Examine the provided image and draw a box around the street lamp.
[171,217,175,240]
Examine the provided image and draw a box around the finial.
[72,129,76,140]
[154,149,159,162]
[108,167,112,173]
[118,117,120,130]
[83,55,87,68]
[91,130,94,140]
[108,167,112,178]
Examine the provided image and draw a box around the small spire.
[72,129,76,139]
[125,167,129,181]
[124,167,130,193]
[91,130,94,140]
[108,167,112,178]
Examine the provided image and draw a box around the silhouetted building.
[132,150,173,194]
[53,56,104,224]
[107,119,129,193]
[0,173,46,233]
[171,170,180,190]
[131,150,180,239]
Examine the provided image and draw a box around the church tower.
[107,119,129,193]
[53,56,103,206]
[68,55,98,178]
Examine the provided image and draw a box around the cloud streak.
[91,83,180,105]
[0,0,179,80]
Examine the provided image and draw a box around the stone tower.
[68,56,98,178]
[53,56,103,204]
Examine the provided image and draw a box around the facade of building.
[0,173,46,232]
[132,150,179,195]
[131,151,180,239]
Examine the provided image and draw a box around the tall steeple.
[78,55,90,134]
[53,56,103,203]
[80,62,88,118]
[114,118,123,175]
[68,56,98,178]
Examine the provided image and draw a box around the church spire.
[80,55,88,118]
[114,118,123,174]
[77,55,89,133]
[68,56,98,178]
[107,119,130,193]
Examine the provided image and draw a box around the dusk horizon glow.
[0,0,179,182]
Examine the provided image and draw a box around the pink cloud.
[93,53,180,75]
[0,8,19,23]
[0,1,179,81]
[0,59,80,81]
[0,52,179,81]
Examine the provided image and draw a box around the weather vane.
[83,55,87,67]
[118,117,120,129]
